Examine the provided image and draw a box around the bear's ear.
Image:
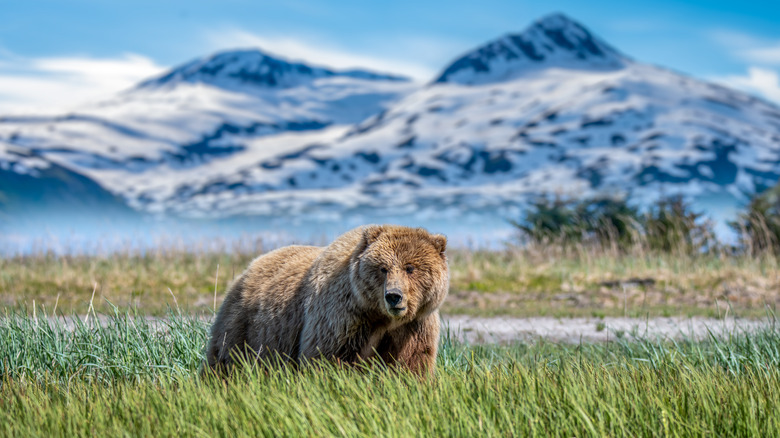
[430,234,447,255]
[359,225,384,252]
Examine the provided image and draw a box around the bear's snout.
[385,290,404,308]
[383,272,411,317]
[384,282,407,317]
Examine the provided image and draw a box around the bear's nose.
[385,291,403,307]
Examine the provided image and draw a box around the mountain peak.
[534,12,585,28]
[434,13,629,85]
[137,48,409,90]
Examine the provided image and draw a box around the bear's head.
[352,225,449,321]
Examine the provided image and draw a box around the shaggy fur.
[205,225,449,374]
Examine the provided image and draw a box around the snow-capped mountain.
[0,48,414,213]
[125,13,779,221]
[139,49,408,90]
[434,13,628,85]
[2,13,780,234]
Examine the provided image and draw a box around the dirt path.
[444,316,775,343]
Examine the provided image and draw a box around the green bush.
[512,195,714,254]
[729,185,780,256]
[576,197,641,248]
[642,195,715,254]
[509,197,583,245]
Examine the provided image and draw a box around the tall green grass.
[2,309,780,436]
[5,355,780,437]
[0,306,207,384]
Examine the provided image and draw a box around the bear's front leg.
[378,312,440,376]
[299,315,357,364]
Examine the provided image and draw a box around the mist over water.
[0,186,746,256]
[0,207,516,256]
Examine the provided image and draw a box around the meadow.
[2,308,780,436]
[3,230,780,436]
[2,241,779,318]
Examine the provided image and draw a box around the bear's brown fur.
[205,224,448,374]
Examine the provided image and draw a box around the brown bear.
[205,224,449,375]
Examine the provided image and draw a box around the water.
[0,209,515,256]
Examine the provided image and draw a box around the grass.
[2,308,780,436]
[3,244,779,318]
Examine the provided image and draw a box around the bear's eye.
[405,265,415,274]
[380,267,388,274]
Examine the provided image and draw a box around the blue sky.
[2,0,780,112]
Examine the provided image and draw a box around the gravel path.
[444,316,775,344]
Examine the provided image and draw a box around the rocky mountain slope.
[2,13,779,233]
[0,49,413,214]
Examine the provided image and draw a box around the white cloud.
[710,29,780,65]
[708,29,780,103]
[203,28,438,82]
[0,52,166,115]
[0,29,455,115]
[715,67,780,104]
[709,29,762,49]
[745,44,780,65]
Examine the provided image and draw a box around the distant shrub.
[510,197,582,245]
[641,195,715,254]
[576,197,641,249]
[729,186,780,256]
[512,195,714,254]
[511,196,640,250]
